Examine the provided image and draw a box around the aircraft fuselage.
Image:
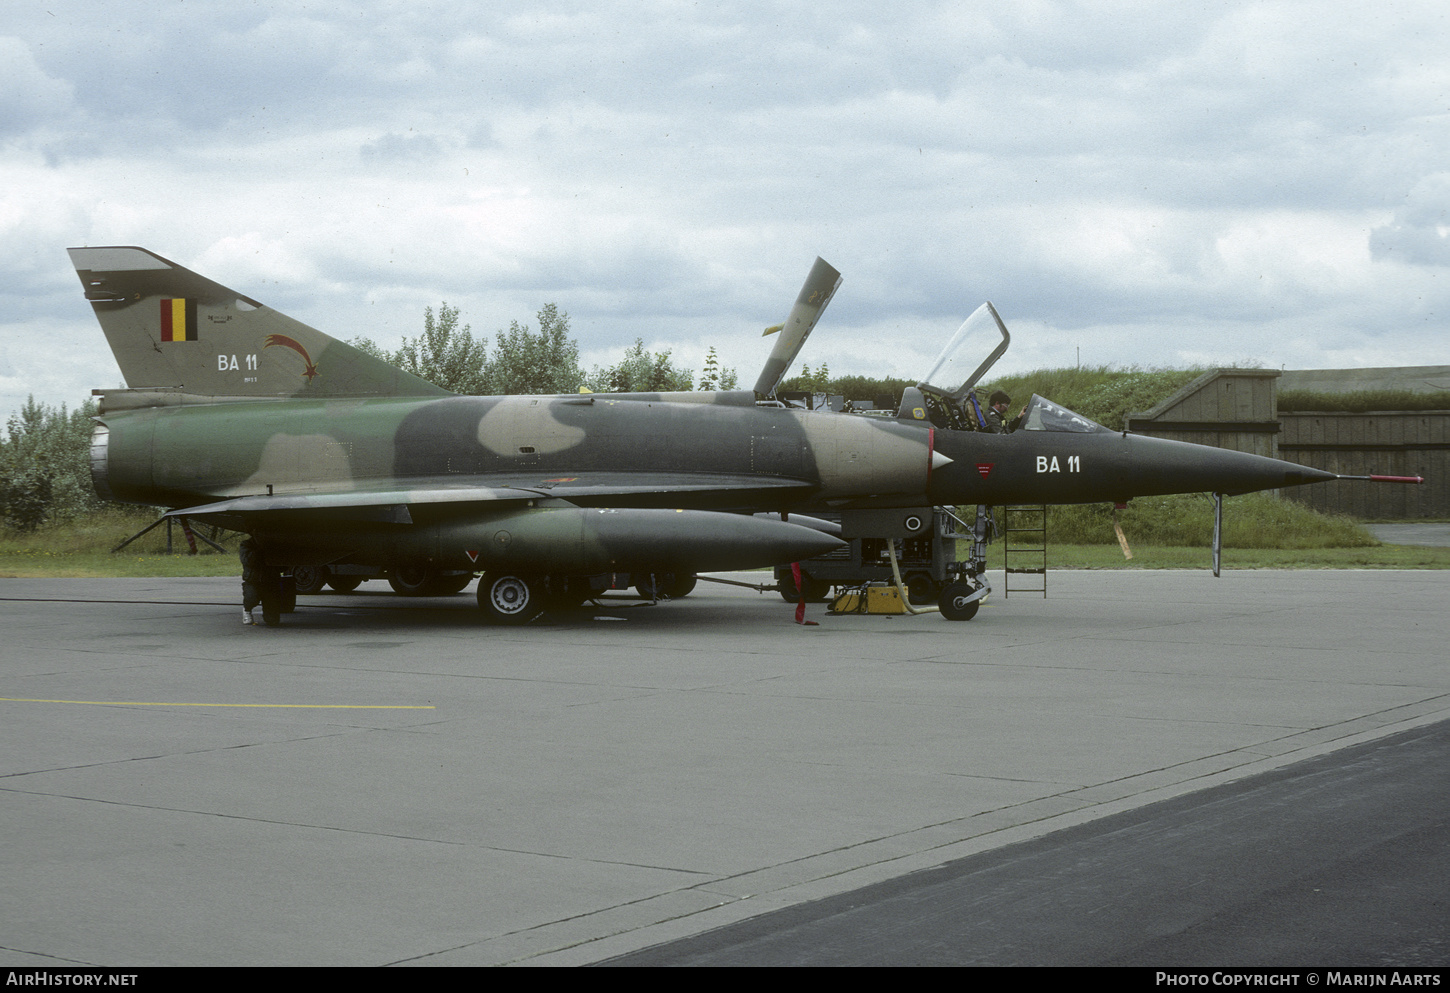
[95,393,941,511]
[94,389,1332,516]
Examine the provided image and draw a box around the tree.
[828,374,915,406]
[348,335,392,362]
[394,303,490,395]
[780,362,831,394]
[486,303,584,395]
[587,339,694,393]
[350,302,584,395]
[697,346,739,392]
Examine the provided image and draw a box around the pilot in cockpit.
[985,390,1025,433]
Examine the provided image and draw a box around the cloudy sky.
[3,0,1448,417]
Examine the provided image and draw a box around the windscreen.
[1018,394,1111,433]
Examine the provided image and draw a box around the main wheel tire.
[939,581,981,621]
[293,566,329,595]
[326,576,363,592]
[478,573,545,625]
[388,565,434,596]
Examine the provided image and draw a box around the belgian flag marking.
[160,298,197,342]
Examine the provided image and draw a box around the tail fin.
[69,246,448,402]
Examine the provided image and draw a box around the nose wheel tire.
[939,581,982,621]
[478,573,545,625]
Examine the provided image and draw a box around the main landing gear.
[475,569,699,624]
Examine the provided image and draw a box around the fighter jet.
[69,247,1416,624]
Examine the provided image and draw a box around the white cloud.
[1370,173,1450,266]
[4,1,1450,416]
[0,36,74,136]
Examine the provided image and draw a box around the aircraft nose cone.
[927,428,1351,505]
[1195,445,1339,495]
[1280,464,1338,487]
[1133,436,1346,496]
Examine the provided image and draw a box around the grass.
[1278,389,1448,413]
[1032,492,1378,549]
[7,542,1446,578]
[978,494,1450,568]
[0,506,243,578]
[981,542,1450,571]
[0,552,243,578]
[2,503,1447,579]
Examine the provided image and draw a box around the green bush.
[2,397,107,531]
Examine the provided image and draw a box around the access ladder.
[1002,505,1047,598]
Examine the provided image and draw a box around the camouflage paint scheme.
[71,246,1341,618]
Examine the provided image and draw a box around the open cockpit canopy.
[912,303,1108,434]
[917,302,1011,401]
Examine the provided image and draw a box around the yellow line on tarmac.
[0,697,434,709]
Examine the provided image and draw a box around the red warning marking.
[975,463,994,478]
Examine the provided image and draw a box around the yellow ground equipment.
[828,583,910,615]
